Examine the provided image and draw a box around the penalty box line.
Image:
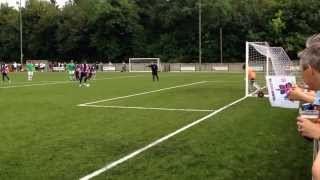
[80,104,214,112]
[79,96,248,180]
[78,81,208,106]
[0,75,141,89]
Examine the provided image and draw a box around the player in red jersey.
[79,63,90,87]
[1,63,10,84]
[88,64,96,80]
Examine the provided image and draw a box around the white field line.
[0,76,141,89]
[205,81,242,85]
[79,104,214,112]
[0,81,71,88]
[206,80,240,83]
[79,81,208,106]
[4,77,116,85]
[79,96,247,180]
[4,80,61,85]
[94,76,141,81]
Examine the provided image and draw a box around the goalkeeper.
[243,65,262,95]
[248,67,257,86]
[147,62,159,82]
[66,60,75,80]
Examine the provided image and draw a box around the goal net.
[245,42,298,97]
[128,58,161,72]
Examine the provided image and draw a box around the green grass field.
[0,72,312,180]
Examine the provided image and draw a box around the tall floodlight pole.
[220,27,223,64]
[17,0,23,66]
[167,0,201,68]
[199,0,202,70]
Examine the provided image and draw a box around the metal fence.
[4,61,300,73]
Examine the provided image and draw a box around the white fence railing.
[5,61,301,73]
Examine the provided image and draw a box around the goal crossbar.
[129,58,161,72]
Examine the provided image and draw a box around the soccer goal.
[245,42,298,97]
[128,58,161,72]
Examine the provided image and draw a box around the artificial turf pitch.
[0,72,312,179]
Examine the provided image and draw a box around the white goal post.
[245,41,297,97]
[246,42,270,97]
[128,58,161,72]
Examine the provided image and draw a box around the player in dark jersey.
[1,64,10,84]
[79,63,90,87]
[147,62,159,82]
[75,64,80,80]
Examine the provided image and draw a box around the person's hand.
[313,119,320,124]
[297,82,308,89]
[297,116,320,139]
[288,85,305,101]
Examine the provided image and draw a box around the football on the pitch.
[257,91,264,98]
[86,84,90,87]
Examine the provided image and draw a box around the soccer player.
[26,61,35,81]
[243,64,261,94]
[248,67,256,82]
[75,64,80,80]
[1,64,10,84]
[246,66,259,89]
[79,62,90,87]
[243,64,264,97]
[147,62,159,82]
[66,60,75,80]
[88,64,96,80]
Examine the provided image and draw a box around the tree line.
[0,0,319,63]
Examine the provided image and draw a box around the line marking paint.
[79,96,247,180]
[79,81,208,106]
[79,104,214,112]
[0,76,141,89]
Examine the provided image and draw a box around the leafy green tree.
[56,1,93,61]
[0,4,19,61]
[1,0,320,62]
[89,0,144,61]
[22,0,60,60]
